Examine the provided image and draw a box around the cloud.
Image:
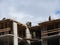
[0,0,60,26]
[8,7,34,23]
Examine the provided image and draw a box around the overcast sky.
[0,0,60,26]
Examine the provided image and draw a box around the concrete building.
[0,18,26,45]
[0,17,60,45]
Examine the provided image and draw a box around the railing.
[0,27,10,32]
[0,34,23,40]
[41,28,60,36]
[25,38,41,41]
[0,34,42,41]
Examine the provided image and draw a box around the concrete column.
[41,27,48,45]
[13,22,18,45]
[58,31,60,45]
[59,33,60,45]
[26,26,31,45]
[59,38,60,45]
[42,39,47,45]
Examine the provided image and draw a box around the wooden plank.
[42,28,60,35]
[24,38,41,41]
[0,27,10,32]
[41,34,60,39]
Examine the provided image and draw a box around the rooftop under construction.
[0,16,60,45]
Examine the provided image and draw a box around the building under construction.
[0,17,60,45]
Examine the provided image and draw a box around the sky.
[0,0,60,26]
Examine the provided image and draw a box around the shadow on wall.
[0,39,4,45]
[47,38,59,45]
[18,40,28,45]
[31,41,41,45]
